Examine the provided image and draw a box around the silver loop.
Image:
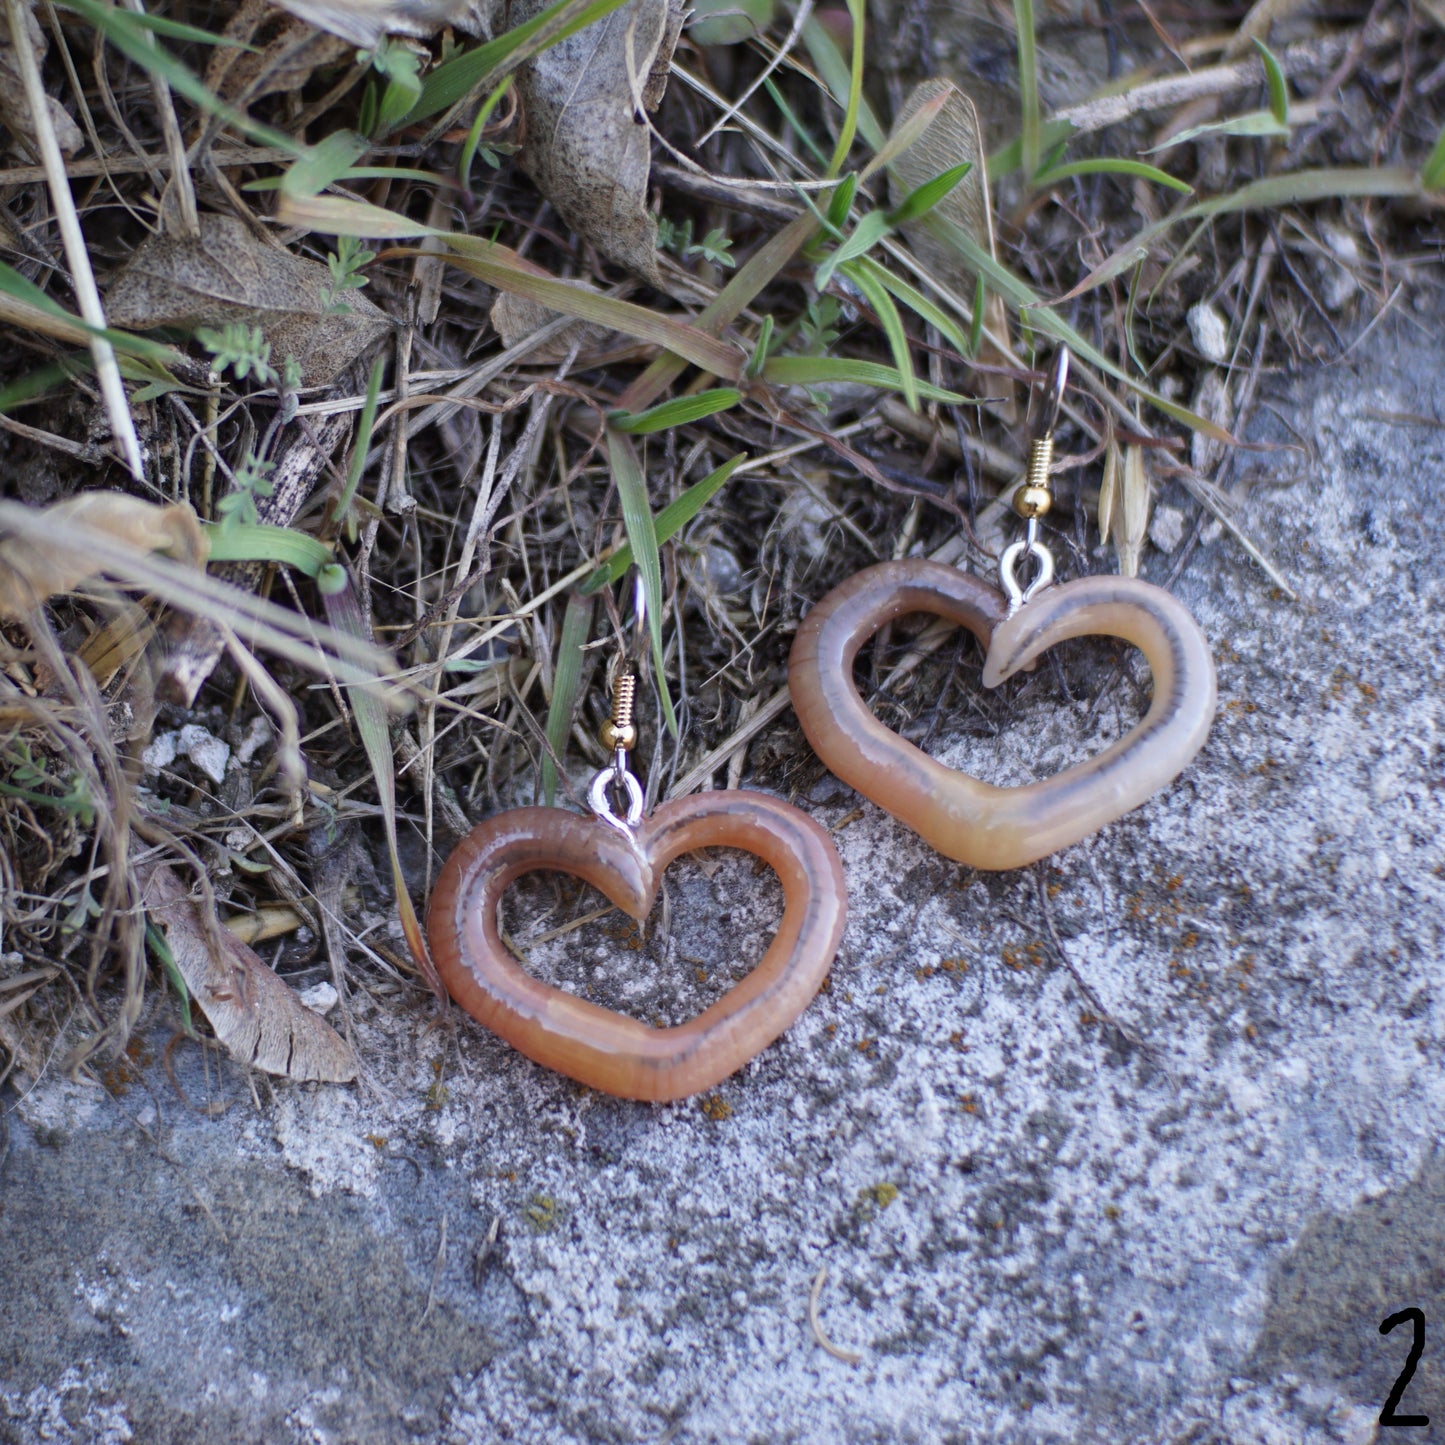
[1000,538,1055,616]
[588,763,644,833]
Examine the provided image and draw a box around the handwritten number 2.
[1379,1308,1430,1427]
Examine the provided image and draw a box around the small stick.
[4,0,144,479]
[808,1266,862,1365]
[418,1216,448,1330]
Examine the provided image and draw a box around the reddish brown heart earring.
[428,595,847,1102]
[789,349,1216,871]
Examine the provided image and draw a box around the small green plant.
[796,296,842,354]
[322,236,376,315]
[357,37,424,137]
[215,452,276,530]
[61,881,104,935]
[685,226,736,268]
[657,218,736,269]
[196,322,276,385]
[0,739,96,827]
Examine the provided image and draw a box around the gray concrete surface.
[3,314,1444,1444]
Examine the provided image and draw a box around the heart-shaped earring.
[428,599,846,1102]
[789,349,1216,871]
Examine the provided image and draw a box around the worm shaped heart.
[788,560,1216,870]
[427,791,847,1101]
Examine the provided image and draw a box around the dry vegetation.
[0,0,1439,1090]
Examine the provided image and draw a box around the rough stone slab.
[3,318,1444,1444]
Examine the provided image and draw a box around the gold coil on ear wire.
[600,668,637,752]
[1013,349,1069,521]
[1015,435,1054,519]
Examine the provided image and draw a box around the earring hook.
[591,571,648,833]
[1002,347,1070,615]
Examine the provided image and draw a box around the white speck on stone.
[297,982,339,1015]
[177,725,230,785]
[1187,302,1230,363]
[141,731,178,773]
[236,715,272,766]
[1149,503,1187,554]
[1228,1077,1264,1116]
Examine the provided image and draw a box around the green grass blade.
[540,590,593,805]
[763,354,967,402]
[460,76,513,188]
[146,923,193,1033]
[120,11,255,47]
[826,0,868,177]
[1144,110,1289,152]
[853,255,970,356]
[445,243,745,379]
[843,261,917,411]
[764,76,831,168]
[988,119,1074,181]
[617,209,820,412]
[0,361,72,413]
[887,161,973,226]
[406,0,628,125]
[1056,165,1422,300]
[581,453,748,594]
[859,85,952,182]
[609,388,741,434]
[1033,157,1192,193]
[203,523,335,575]
[276,193,744,378]
[332,355,385,528]
[814,209,891,290]
[0,260,187,366]
[920,212,1232,437]
[1422,122,1445,191]
[745,315,774,379]
[605,429,676,735]
[1254,38,1290,125]
[800,12,885,152]
[1014,0,1040,179]
[824,172,858,231]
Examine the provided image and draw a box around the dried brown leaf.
[515,0,684,280]
[0,493,207,620]
[0,0,82,158]
[268,0,482,49]
[204,0,350,108]
[886,79,1014,417]
[489,290,615,356]
[141,861,358,1083]
[105,212,392,387]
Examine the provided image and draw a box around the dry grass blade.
[322,576,443,999]
[275,191,745,377]
[0,500,395,687]
[3,0,142,478]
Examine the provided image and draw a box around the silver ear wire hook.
[631,573,647,659]
[1040,347,1069,438]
